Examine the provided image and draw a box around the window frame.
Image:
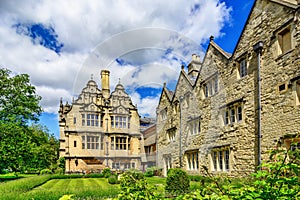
[185,151,199,171]
[222,102,243,125]
[239,59,247,78]
[167,128,176,142]
[278,26,292,55]
[188,118,201,135]
[203,74,219,98]
[211,147,230,172]
[81,134,103,150]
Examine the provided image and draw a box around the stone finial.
[181,64,185,70]
[210,35,214,41]
[163,82,166,88]
[192,53,197,61]
[196,55,200,62]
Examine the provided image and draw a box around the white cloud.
[130,92,160,118]
[0,0,232,134]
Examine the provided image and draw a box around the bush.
[144,167,155,177]
[84,173,104,178]
[54,168,64,175]
[116,170,161,199]
[102,168,112,178]
[108,175,118,184]
[165,168,190,197]
[40,169,52,175]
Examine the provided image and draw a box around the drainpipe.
[179,96,184,168]
[253,41,263,170]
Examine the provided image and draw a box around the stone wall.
[157,0,300,177]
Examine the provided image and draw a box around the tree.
[0,67,45,173]
[0,68,42,124]
[27,124,59,172]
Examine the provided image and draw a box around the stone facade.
[59,70,145,173]
[141,123,157,171]
[157,0,300,177]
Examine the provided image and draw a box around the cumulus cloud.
[0,0,232,134]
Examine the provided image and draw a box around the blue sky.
[0,0,254,138]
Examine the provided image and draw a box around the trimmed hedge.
[108,175,118,184]
[165,168,190,197]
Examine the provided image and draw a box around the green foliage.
[84,173,104,178]
[108,175,118,184]
[116,170,161,200]
[54,168,64,175]
[0,68,42,124]
[189,175,206,182]
[58,157,66,171]
[102,168,112,178]
[144,168,154,177]
[27,124,60,172]
[178,147,300,200]
[165,168,190,197]
[144,166,163,177]
[40,169,53,175]
[0,68,59,174]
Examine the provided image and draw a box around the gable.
[172,69,194,101]
[157,87,172,110]
[196,41,228,85]
[232,0,296,60]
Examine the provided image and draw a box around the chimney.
[101,70,110,99]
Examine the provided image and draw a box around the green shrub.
[116,170,161,199]
[165,168,190,197]
[40,169,53,175]
[54,168,64,175]
[84,173,104,178]
[178,147,300,199]
[108,175,118,184]
[144,168,154,177]
[102,168,112,178]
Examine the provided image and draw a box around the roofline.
[270,0,298,9]
[232,0,298,57]
[171,68,194,102]
[231,0,256,56]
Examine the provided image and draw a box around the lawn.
[0,175,120,200]
[0,175,201,200]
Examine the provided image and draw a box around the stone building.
[157,0,300,177]
[141,123,157,171]
[59,70,144,172]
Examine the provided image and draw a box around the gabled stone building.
[157,0,300,177]
[59,70,144,172]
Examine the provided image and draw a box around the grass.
[0,174,202,199]
[25,178,120,200]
